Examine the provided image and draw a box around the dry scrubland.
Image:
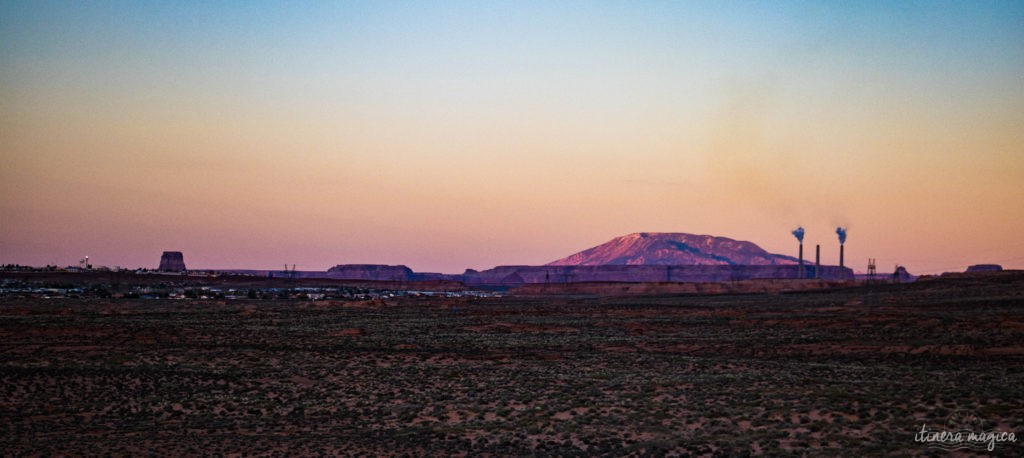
[2,273,1023,456]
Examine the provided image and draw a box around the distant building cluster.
[0,277,499,301]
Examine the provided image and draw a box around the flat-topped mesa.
[326,264,414,281]
[463,264,854,286]
[158,251,186,272]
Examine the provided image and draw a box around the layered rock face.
[326,264,414,281]
[548,232,800,266]
[463,264,853,286]
[317,263,854,286]
[158,252,186,272]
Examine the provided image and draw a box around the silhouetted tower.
[799,243,804,278]
[815,244,821,279]
[836,227,847,269]
[867,258,877,279]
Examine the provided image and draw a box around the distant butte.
[158,251,186,272]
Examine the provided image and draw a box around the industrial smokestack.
[793,227,805,279]
[799,244,804,279]
[815,244,820,279]
[836,227,847,268]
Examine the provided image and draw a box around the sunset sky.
[2,1,1022,274]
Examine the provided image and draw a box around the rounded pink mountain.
[547,232,800,266]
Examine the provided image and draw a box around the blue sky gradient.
[2,1,1022,273]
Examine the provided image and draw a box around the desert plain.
[1,272,1022,456]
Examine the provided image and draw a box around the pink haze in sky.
[1,2,1022,275]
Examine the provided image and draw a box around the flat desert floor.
[2,273,1022,456]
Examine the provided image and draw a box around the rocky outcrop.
[158,252,186,272]
[463,264,853,286]
[893,266,915,283]
[966,264,1002,273]
[548,232,800,266]
[307,264,855,286]
[326,264,414,281]
[514,279,848,296]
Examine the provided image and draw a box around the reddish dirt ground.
[1,271,1022,455]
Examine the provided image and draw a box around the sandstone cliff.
[325,264,414,281]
